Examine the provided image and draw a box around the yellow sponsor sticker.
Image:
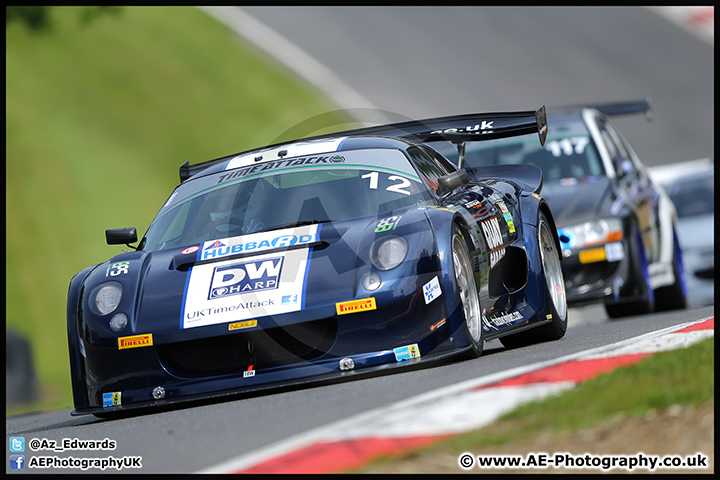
[336,297,377,315]
[229,320,258,331]
[579,247,607,264]
[118,333,153,350]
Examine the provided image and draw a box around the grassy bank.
[6,6,352,413]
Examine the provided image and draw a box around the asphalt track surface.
[6,7,713,474]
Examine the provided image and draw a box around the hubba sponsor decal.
[199,224,320,261]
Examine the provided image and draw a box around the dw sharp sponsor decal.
[118,334,153,350]
[182,243,314,329]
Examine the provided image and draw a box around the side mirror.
[106,227,138,246]
[437,169,469,196]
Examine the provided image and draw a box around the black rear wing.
[179,106,548,181]
[314,106,548,146]
[555,98,652,122]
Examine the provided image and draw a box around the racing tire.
[605,226,654,319]
[451,227,483,357]
[653,228,687,311]
[500,212,567,349]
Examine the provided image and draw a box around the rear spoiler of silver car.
[556,98,653,122]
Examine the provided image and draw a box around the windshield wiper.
[257,219,332,234]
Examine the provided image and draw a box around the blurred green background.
[6,6,354,413]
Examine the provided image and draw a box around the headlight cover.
[557,218,623,250]
[370,235,408,271]
[88,281,123,316]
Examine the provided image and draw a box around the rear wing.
[179,106,548,181]
[554,98,652,122]
[315,106,548,146]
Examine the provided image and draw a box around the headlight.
[109,313,128,332]
[370,235,408,271]
[88,282,123,316]
[557,218,623,250]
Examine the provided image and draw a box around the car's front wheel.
[605,224,654,318]
[500,211,567,348]
[653,227,687,311]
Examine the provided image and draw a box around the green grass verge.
[6,6,354,414]
[355,336,714,471]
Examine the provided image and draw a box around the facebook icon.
[9,455,25,470]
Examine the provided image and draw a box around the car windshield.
[141,148,432,251]
[429,120,605,184]
[666,171,714,218]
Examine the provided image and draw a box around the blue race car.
[67,106,567,417]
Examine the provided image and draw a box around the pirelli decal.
[118,334,153,350]
[336,297,377,315]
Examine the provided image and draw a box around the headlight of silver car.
[370,235,408,271]
[557,218,623,250]
[88,281,123,316]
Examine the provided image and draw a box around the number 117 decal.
[361,171,413,195]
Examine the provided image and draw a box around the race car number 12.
[362,172,412,195]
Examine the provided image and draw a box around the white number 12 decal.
[362,172,412,195]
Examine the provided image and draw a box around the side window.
[598,118,636,176]
[407,146,449,193]
[422,145,458,173]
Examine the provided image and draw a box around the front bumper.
[73,281,459,416]
[560,241,629,306]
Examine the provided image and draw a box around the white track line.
[198,6,389,126]
[650,6,714,45]
[199,316,713,473]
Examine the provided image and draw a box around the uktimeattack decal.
[181,246,313,329]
